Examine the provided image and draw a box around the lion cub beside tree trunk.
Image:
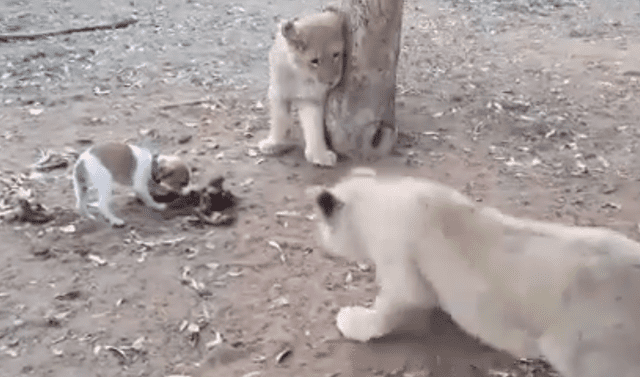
[259,9,346,167]
[313,168,640,377]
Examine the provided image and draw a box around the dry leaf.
[205,331,223,349]
[275,348,292,364]
[88,254,107,266]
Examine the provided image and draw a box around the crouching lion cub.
[313,168,640,377]
[259,9,346,167]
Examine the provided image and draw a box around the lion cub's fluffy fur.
[314,168,640,377]
[259,9,346,167]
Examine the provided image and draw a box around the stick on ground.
[0,18,138,43]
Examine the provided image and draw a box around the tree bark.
[325,0,404,160]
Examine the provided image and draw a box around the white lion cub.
[314,168,640,377]
[259,9,346,167]
[72,142,175,227]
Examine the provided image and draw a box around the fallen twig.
[0,18,138,43]
[158,99,212,110]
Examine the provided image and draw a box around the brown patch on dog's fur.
[90,142,136,186]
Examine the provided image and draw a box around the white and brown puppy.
[72,142,173,227]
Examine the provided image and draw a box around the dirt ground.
[1,0,640,376]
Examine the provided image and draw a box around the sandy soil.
[1,0,640,376]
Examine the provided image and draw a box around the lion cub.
[313,168,640,377]
[259,9,346,167]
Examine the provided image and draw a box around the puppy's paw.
[336,306,384,342]
[258,138,294,156]
[305,148,337,167]
[80,210,96,221]
[77,203,96,220]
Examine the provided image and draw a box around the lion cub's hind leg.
[538,320,634,377]
[537,273,640,377]
[337,252,439,342]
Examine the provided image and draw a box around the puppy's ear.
[316,190,344,219]
[153,157,172,183]
[282,19,306,51]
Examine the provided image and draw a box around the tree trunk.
[325,0,404,160]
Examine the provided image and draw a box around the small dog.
[72,142,184,227]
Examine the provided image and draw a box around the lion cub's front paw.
[259,138,294,156]
[305,148,337,167]
[109,217,126,228]
[336,306,385,342]
[148,201,167,211]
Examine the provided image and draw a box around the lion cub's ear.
[282,19,306,51]
[316,190,344,219]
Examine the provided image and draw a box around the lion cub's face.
[282,10,346,88]
[313,168,378,261]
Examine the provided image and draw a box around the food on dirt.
[158,175,238,226]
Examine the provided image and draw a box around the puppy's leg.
[134,184,167,212]
[336,255,438,342]
[259,97,295,155]
[298,101,336,167]
[93,174,125,227]
[133,163,167,212]
[72,160,96,220]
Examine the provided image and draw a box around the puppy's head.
[155,155,191,194]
